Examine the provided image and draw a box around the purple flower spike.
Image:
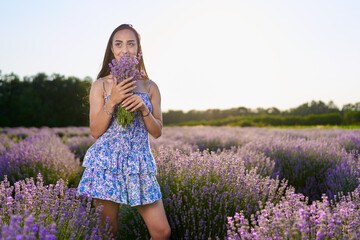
[108,52,145,128]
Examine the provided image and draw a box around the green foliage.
[162,100,359,125]
[169,113,353,128]
[287,100,340,116]
[0,71,91,127]
[344,110,360,125]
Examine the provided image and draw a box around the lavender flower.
[108,52,145,128]
[0,173,114,239]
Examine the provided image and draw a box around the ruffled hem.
[76,167,162,207]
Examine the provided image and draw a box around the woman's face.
[111,29,138,60]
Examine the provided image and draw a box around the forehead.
[113,29,137,42]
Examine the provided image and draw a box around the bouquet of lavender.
[108,52,144,128]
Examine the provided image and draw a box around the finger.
[124,96,138,106]
[123,90,134,97]
[130,102,143,112]
[125,86,137,94]
[121,93,134,103]
[123,85,135,93]
[125,76,134,81]
[121,95,135,105]
[124,99,139,110]
[121,87,135,97]
[113,76,118,86]
[122,80,136,90]
[118,76,134,86]
[121,90,134,98]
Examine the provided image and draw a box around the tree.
[266,107,281,115]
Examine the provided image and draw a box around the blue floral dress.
[76,78,162,207]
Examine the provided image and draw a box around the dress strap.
[100,78,107,97]
[148,79,152,93]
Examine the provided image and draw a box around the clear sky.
[1,0,359,112]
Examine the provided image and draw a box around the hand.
[107,76,137,107]
[121,94,148,114]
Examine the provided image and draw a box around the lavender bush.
[227,184,360,239]
[150,126,251,152]
[150,146,288,239]
[0,130,82,187]
[62,135,96,162]
[0,173,115,239]
[1,127,39,142]
[336,133,360,154]
[245,136,360,203]
[0,135,14,155]
[51,126,90,138]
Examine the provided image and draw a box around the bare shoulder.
[150,79,160,96]
[90,78,104,98]
[102,74,113,82]
[91,78,103,90]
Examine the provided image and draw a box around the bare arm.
[89,79,115,139]
[141,81,162,139]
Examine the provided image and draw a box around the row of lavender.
[0,126,360,239]
[0,127,115,239]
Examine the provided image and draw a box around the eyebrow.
[114,40,136,42]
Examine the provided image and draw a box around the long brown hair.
[97,24,149,80]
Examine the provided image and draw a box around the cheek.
[132,45,138,53]
[130,48,137,55]
[114,50,122,59]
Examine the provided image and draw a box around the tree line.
[0,71,91,127]
[0,70,359,127]
[163,101,360,126]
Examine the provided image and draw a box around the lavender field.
[1,126,360,239]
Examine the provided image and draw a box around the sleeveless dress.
[76,78,162,207]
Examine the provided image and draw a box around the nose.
[120,45,128,56]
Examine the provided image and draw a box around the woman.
[76,24,171,240]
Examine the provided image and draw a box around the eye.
[128,43,135,47]
[115,43,122,47]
